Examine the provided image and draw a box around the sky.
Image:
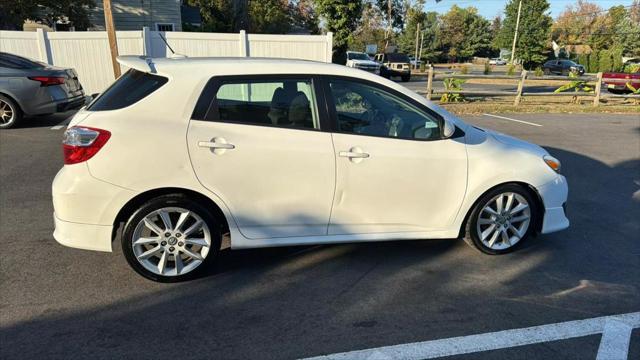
[422,0,637,20]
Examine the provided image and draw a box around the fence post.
[35,28,52,64]
[426,65,434,101]
[239,30,249,57]
[142,26,152,56]
[593,72,603,107]
[326,32,333,63]
[514,69,527,106]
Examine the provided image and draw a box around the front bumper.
[537,175,570,234]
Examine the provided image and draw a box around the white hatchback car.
[53,56,569,282]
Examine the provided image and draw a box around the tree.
[314,0,363,64]
[439,5,492,62]
[552,0,601,47]
[348,2,387,53]
[248,0,291,33]
[0,0,95,30]
[188,0,235,32]
[397,0,427,55]
[289,0,320,34]
[496,0,553,68]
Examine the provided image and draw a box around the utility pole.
[385,0,392,50]
[414,23,420,69]
[419,31,424,64]
[510,0,522,65]
[103,0,121,78]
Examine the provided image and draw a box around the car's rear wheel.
[401,74,411,82]
[0,95,22,129]
[463,184,537,255]
[121,194,222,282]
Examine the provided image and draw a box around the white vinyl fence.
[0,28,333,94]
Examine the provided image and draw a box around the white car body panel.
[52,56,569,253]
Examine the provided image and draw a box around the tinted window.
[88,69,167,111]
[387,53,410,63]
[348,52,370,60]
[0,52,45,69]
[211,79,319,129]
[329,80,440,140]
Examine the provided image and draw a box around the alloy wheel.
[0,99,14,125]
[476,192,531,251]
[132,207,211,276]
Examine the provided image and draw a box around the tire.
[0,95,23,129]
[121,194,222,282]
[463,184,538,255]
[561,69,569,76]
[543,68,551,75]
[401,74,411,82]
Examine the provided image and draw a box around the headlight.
[543,155,561,173]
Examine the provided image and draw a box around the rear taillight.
[28,76,66,86]
[62,127,111,165]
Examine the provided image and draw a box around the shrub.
[534,67,544,77]
[440,78,466,103]
[483,62,491,75]
[506,64,516,75]
[460,64,471,74]
[588,51,600,72]
[577,54,589,72]
[611,47,624,71]
[598,50,613,72]
[420,62,426,72]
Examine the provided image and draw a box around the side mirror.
[442,118,456,139]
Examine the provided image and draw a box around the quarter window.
[87,69,167,111]
[211,79,319,130]
[329,80,440,140]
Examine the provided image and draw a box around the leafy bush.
[534,67,544,77]
[624,64,640,73]
[611,47,624,72]
[460,65,471,74]
[440,78,466,103]
[420,62,426,72]
[483,62,491,75]
[506,64,516,75]
[554,72,594,93]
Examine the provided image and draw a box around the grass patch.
[438,96,640,114]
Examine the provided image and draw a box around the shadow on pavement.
[0,146,638,360]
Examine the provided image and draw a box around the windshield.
[348,52,370,60]
[387,53,410,63]
[565,61,579,66]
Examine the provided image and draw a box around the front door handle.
[198,137,235,155]
[339,147,369,163]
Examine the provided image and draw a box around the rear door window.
[196,78,320,130]
[87,69,168,111]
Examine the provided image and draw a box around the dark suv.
[374,53,411,82]
[542,60,585,76]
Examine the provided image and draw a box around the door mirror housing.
[442,118,456,139]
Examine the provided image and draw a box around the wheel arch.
[0,91,24,112]
[111,187,230,244]
[457,181,544,238]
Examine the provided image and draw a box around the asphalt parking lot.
[1,111,639,359]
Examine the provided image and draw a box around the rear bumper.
[52,163,136,252]
[53,214,113,252]
[537,175,570,234]
[56,96,87,112]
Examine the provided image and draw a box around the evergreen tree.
[496,0,552,68]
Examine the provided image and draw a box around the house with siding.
[89,0,182,31]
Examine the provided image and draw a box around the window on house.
[156,23,175,31]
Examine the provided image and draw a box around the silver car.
[0,52,86,129]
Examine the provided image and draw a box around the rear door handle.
[198,137,235,155]
[339,146,369,163]
[339,151,369,158]
[198,141,235,150]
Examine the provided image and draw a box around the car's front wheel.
[0,95,23,129]
[463,184,537,255]
[121,194,222,282]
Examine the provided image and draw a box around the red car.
[602,70,640,94]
